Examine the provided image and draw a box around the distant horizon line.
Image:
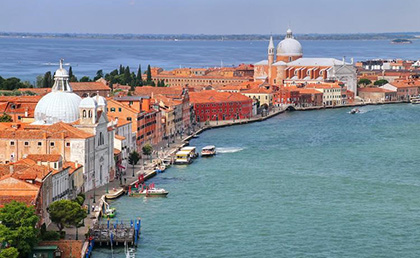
[1,31,420,36]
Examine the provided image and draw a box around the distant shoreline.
[1,32,420,41]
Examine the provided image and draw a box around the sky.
[1,0,420,35]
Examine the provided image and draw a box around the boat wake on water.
[216,147,245,153]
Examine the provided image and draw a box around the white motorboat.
[201,145,216,157]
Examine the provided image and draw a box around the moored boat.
[102,207,116,218]
[129,183,168,197]
[105,188,125,200]
[175,150,192,164]
[181,146,199,159]
[201,145,216,157]
[410,96,420,104]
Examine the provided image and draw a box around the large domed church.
[254,29,357,95]
[31,60,115,191]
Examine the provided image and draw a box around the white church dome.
[96,95,107,107]
[277,29,303,57]
[33,59,82,125]
[79,96,97,108]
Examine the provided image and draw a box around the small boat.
[175,150,192,164]
[201,145,216,157]
[410,96,420,104]
[102,207,116,218]
[163,158,172,167]
[181,146,199,159]
[350,108,360,114]
[391,38,412,44]
[154,165,166,173]
[192,134,199,138]
[105,188,125,199]
[130,183,168,197]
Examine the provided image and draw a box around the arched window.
[88,110,92,118]
[82,110,86,118]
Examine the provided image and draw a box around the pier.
[89,219,141,247]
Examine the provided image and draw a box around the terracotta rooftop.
[70,82,111,92]
[27,154,62,162]
[241,87,273,94]
[0,175,40,207]
[190,91,252,104]
[134,86,184,98]
[0,122,94,140]
[39,240,84,258]
[0,159,54,181]
[64,161,82,175]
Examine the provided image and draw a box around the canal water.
[94,104,420,258]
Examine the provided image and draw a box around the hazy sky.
[1,0,419,34]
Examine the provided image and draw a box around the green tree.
[110,69,119,77]
[0,247,19,258]
[124,66,131,85]
[48,199,87,236]
[142,143,153,161]
[79,76,91,82]
[136,65,143,86]
[0,201,39,257]
[69,66,78,82]
[42,71,53,88]
[94,69,104,81]
[374,79,388,86]
[146,65,152,84]
[119,64,125,75]
[0,113,12,122]
[128,151,140,177]
[36,75,44,88]
[358,78,372,86]
[1,77,26,90]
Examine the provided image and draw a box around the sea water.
[1,38,420,82]
[94,104,420,258]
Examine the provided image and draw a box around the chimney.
[37,161,41,165]
[9,164,14,174]
[75,161,78,168]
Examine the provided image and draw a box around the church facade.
[0,60,115,192]
[254,29,357,96]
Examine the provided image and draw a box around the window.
[66,142,70,147]
[24,142,29,146]
[50,142,55,147]
[88,110,92,118]
[118,108,122,112]
[127,117,132,121]
[110,107,116,112]
[38,142,42,146]
[83,110,87,118]
[10,141,14,146]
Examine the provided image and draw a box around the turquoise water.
[94,104,420,258]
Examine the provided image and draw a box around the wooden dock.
[89,219,141,247]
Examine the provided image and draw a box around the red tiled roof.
[63,161,82,175]
[70,82,111,92]
[0,122,94,140]
[27,154,62,162]
[0,175,40,207]
[190,91,252,104]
